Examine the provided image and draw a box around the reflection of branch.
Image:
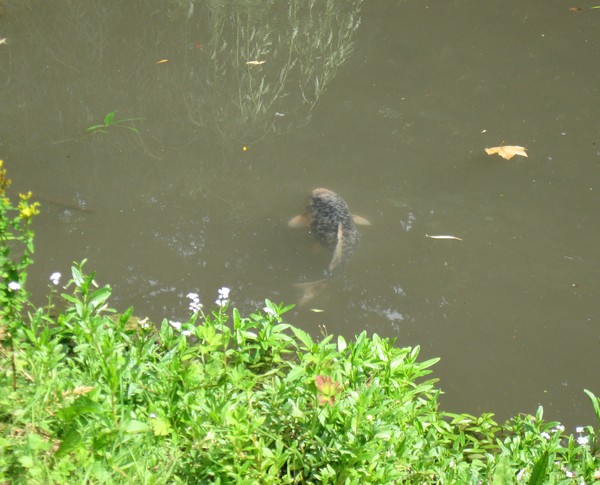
[9,0,362,155]
[182,0,364,143]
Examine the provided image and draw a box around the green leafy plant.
[0,160,40,391]
[86,111,144,134]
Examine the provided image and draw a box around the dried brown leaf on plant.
[315,375,343,406]
[485,145,528,160]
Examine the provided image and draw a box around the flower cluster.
[263,306,276,316]
[50,272,61,286]
[575,426,589,446]
[169,320,191,337]
[8,281,21,292]
[186,292,202,313]
[0,159,10,194]
[215,287,230,307]
[18,191,41,220]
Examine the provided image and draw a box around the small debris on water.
[426,234,463,241]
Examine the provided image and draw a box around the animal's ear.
[352,214,371,226]
[288,214,309,228]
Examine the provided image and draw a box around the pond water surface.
[2,0,599,430]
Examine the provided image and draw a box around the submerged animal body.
[289,188,370,303]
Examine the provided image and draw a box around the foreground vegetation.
[1,163,599,483]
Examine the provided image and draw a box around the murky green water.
[2,0,598,429]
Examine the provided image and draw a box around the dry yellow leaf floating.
[156,59,169,64]
[485,145,528,160]
[246,60,266,65]
[310,308,324,313]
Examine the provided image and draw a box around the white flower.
[540,432,550,440]
[576,426,585,433]
[169,320,182,331]
[49,272,61,285]
[149,413,157,419]
[8,281,21,291]
[577,435,589,446]
[263,306,276,316]
[186,292,202,313]
[553,425,565,433]
[215,287,230,307]
[182,330,192,337]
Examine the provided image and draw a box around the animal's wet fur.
[289,188,369,304]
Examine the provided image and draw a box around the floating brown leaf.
[485,145,528,160]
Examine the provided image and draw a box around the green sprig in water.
[86,111,144,134]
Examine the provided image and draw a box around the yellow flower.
[0,159,11,194]
[19,201,41,220]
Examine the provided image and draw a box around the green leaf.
[89,287,111,310]
[103,111,116,125]
[528,451,549,485]
[420,357,441,369]
[291,326,314,349]
[27,433,52,451]
[233,307,242,329]
[18,455,34,468]
[60,294,78,305]
[86,124,106,132]
[491,454,512,485]
[151,417,171,436]
[286,364,307,383]
[124,419,151,434]
[584,389,600,423]
[264,299,278,315]
[56,428,82,457]
[57,396,104,421]
[71,265,85,287]
[280,302,295,314]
